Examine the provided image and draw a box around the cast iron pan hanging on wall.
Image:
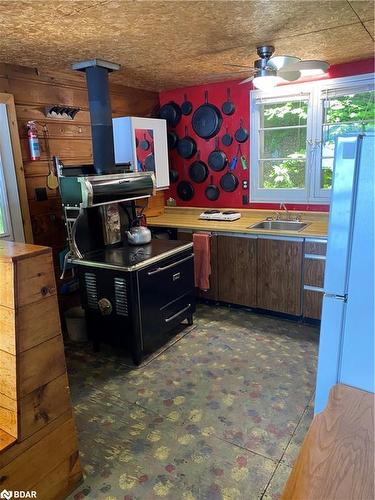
[208,138,228,172]
[167,131,179,149]
[222,127,233,147]
[177,126,197,159]
[140,133,150,151]
[177,180,194,201]
[169,167,179,183]
[159,101,182,127]
[235,119,249,143]
[181,94,193,115]
[205,175,220,201]
[220,165,239,192]
[189,151,208,183]
[192,90,222,139]
[221,88,235,116]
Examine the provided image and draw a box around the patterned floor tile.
[281,403,314,467]
[262,463,292,500]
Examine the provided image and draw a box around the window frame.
[250,73,375,204]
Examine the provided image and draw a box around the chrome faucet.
[276,202,290,221]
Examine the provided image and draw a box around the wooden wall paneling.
[0,93,33,243]
[0,306,16,354]
[0,350,17,400]
[0,261,14,309]
[20,137,93,161]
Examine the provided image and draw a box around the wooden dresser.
[0,241,82,498]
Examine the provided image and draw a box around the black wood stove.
[57,59,195,364]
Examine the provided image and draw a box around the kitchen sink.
[249,220,310,231]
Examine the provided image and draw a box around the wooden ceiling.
[0,1,373,91]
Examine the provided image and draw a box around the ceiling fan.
[230,45,329,90]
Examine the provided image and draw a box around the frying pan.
[222,88,235,116]
[177,126,197,159]
[220,166,239,192]
[160,101,182,127]
[177,180,194,201]
[192,90,222,139]
[235,119,249,143]
[208,138,228,172]
[222,127,233,147]
[140,133,150,151]
[181,94,193,115]
[205,175,220,201]
[169,168,179,183]
[167,131,178,149]
[189,152,208,183]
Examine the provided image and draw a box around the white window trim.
[250,72,375,205]
[0,104,24,242]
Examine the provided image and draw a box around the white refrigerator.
[314,134,374,414]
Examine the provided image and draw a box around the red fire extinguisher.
[26,121,40,161]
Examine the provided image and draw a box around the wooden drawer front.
[303,290,323,320]
[17,295,61,353]
[16,252,56,307]
[304,258,325,288]
[0,351,16,400]
[18,335,66,398]
[305,241,327,255]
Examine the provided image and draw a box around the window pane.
[260,159,305,189]
[262,101,308,128]
[320,90,375,190]
[0,175,8,237]
[261,127,307,159]
[325,91,375,124]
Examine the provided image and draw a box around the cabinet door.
[257,238,303,315]
[217,235,257,307]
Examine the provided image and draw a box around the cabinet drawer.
[303,290,323,320]
[304,258,325,288]
[160,293,194,332]
[305,241,327,256]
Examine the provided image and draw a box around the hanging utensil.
[169,168,179,183]
[177,125,197,159]
[222,127,233,147]
[208,137,228,172]
[177,180,194,201]
[189,151,209,183]
[238,144,247,170]
[230,145,239,171]
[220,164,239,192]
[181,94,193,116]
[167,131,179,149]
[159,101,182,127]
[221,88,235,116]
[192,90,222,139]
[43,125,59,190]
[205,175,220,201]
[235,119,249,143]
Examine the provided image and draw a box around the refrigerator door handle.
[324,293,348,302]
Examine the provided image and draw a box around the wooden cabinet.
[303,239,327,320]
[257,237,303,315]
[217,235,257,307]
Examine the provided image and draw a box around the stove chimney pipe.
[72,59,120,175]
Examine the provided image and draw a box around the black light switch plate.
[242,194,249,205]
[35,187,48,201]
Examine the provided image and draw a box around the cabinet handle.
[165,304,191,323]
[147,254,193,275]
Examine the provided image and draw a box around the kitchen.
[0,1,374,499]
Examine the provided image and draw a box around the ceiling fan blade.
[277,70,301,81]
[268,55,301,71]
[240,75,255,85]
[222,63,253,69]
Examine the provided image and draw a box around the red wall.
[159,58,374,212]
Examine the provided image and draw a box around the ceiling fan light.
[253,75,283,91]
[299,60,329,76]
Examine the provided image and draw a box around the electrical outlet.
[242,180,248,189]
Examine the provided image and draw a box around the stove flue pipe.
[72,59,120,175]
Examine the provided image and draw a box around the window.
[250,74,375,203]
[0,153,12,238]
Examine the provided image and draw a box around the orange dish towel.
[193,232,211,290]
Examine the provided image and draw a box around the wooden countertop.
[0,241,50,262]
[148,207,328,238]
